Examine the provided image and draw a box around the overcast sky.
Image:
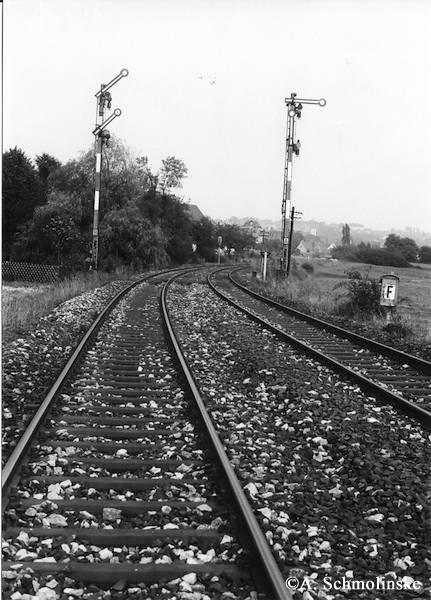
[3,0,431,232]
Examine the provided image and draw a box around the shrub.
[331,246,361,262]
[334,267,382,317]
[383,318,413,339]
[419,245,431,264]
[355,247,410,267]
[290,259,307,280]
[331,244,410,267]
[301,261,314,273]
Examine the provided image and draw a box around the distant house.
[295,241,311,255]
[185,204,204,222]
[294,237,327,257]
[242,219,262,243]
[242,219,262,234]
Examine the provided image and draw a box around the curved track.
[2,268,292,600]
[208,268,431,431]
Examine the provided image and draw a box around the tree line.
[2,138,256,271]
[333,224,431,266]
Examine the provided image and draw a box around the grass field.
[3,260,431,347]
[251,257,431,346]
[309,258,430,326]
[1,272,124,343]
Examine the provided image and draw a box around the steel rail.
[208,269,431,431]
[229,268,431,375]
[1,266,200,504]
[162,270,293,600]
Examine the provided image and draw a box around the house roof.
[185,204,205,222]
[242,219,262,229]
[295,240,326,254]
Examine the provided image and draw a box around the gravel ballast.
[2,281,132,465]
[167,282,431,599]
[2,280,260,600]
[3,276,431,599]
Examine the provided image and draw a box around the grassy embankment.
[2,271,132,344]
[248,258,431,347]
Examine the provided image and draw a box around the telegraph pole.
[91,69,129,270]
[286,207,302,277]
[281,93,326,275]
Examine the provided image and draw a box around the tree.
[158,156,188,195]
[35,153,62,186]
[162,199,194,263]
[2,147,44,258]
[47,151,95,235]
[192,217,216,262]
[139,185,195,263]
[12,191,85,265]
[100,137,152,210]
[419,245,431,264]
[35,153,62,205]
[384,234,418,262]
[99,204,168,271]
[4,140,192,269]
[341,223,351,246]
[215,223,256,256]
[46,137,153,244]
[291,231,305,252]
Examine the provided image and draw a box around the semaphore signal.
[281,93,326,276]
[91,69,129,271]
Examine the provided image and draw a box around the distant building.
[294,235,330,257]
[242,219,262,234]
[295,241,312,255]
[185,204,204,222]
[241,219,262,243]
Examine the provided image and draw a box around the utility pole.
[281,93,326,275]
[91,69,129,270]
[286,207,302,277]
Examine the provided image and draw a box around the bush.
[331,246,361,262]
[331,244,410,267]
[384,234,418,262]
[334,267,382,317]
[419,245,431,264]
[383,318,413,339]
[290,260,306,280]
[355,247,410,267]
[301,261,314,273]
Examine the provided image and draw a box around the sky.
[3,0,431,232]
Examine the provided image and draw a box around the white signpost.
[380,274,399,306]
[380,274,400,322]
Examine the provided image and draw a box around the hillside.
[222,217,431,247]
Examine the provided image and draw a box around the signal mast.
[281,93,326,275]
[91,69,129,270]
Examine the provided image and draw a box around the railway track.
[165,270,431,596]
[208,268,431,431]
[2,268,292,600]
